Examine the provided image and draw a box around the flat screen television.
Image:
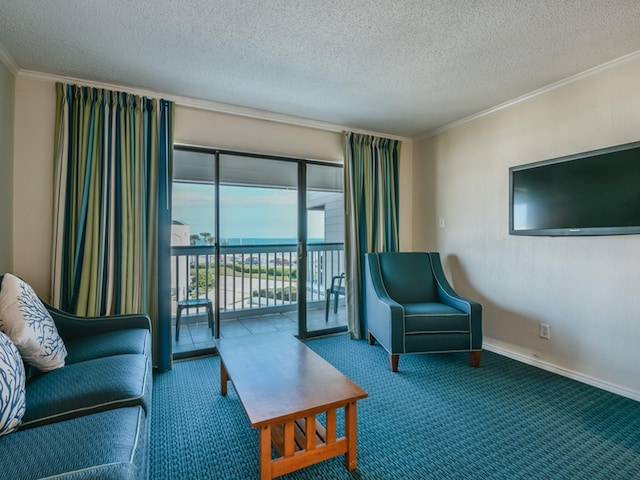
[509,141,640,236]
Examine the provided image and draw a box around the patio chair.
[175,297,214,341]
[325,273,345,322]
[365,252,482,372]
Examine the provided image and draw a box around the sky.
[172,183,325,241]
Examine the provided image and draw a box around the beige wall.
[10,78,414,299]
[416,57,640,399]
[0,62,14,274]
[12,78,56,298]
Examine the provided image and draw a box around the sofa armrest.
[44,303,151,341]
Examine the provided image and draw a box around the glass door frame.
[297,162,310,338]
[173,144,347,341]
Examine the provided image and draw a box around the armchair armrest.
[428,253,481,313]
[428,252,482,349]
[365,254,405,353]
[44,302,151,342]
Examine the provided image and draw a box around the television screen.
[509,141,640,236]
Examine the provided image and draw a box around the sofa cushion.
[403,302,470,333]
[0,331,26,436]
[0,274,67,371]
[65,328,151,364]
[0,406,148,480]
[22,353,150,428]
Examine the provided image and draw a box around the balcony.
[171,243,346,355]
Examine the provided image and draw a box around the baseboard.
[483,337,640,403]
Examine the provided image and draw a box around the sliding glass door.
[218,154,300,337]
[170,147,346,357]
[171,150,217,357]
[305,163,346,335]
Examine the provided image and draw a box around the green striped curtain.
[52,83,174,370]
[344,132,401,339]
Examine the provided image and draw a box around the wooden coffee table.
[217,333,368,480]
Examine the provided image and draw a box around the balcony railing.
[171,243,344,319]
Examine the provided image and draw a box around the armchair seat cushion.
[405,332,473,353]
[403,302,470,333]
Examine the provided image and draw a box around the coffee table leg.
[345,401,358,470]
[260,425,272,480]
[220,360,229,396]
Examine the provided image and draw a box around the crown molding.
[9,47,640,143]
[17,69,409,142]
[421,49,640,140]
[0,42,19,74]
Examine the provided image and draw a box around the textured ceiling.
[2,1,640,138]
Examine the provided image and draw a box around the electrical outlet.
[539,323,551,339]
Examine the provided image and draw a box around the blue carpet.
[151,334,640,479]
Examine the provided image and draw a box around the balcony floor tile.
[172,305,346,357]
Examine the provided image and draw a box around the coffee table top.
[216,333,367,427]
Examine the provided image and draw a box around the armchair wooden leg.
[367,331,376,345]
[470,350,482,368]
[389,354,399,372]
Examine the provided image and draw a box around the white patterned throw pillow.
[0,331,26,435]
[0,274,67,371]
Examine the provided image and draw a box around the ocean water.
[197,237,324,246]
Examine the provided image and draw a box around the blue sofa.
[0,279,152,480]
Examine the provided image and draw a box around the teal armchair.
[365,252,482,372]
